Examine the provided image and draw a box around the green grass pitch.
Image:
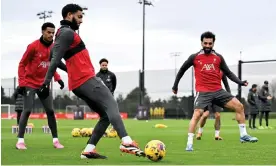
[1,113,276,165]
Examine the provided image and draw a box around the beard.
[71,17,79,30]
[203,47,212,54]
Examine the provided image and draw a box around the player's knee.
[215,113,220,119]
[193,109,203,120]
[46,110,55,117]
[100,114,109,122]
[235,103,244,112]
[23,108,32,113]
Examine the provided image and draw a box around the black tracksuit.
[96,69,117,94]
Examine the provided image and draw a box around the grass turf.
[1,113,276,165]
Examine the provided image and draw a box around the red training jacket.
[18,38,61,89]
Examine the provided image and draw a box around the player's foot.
[258,126,264,130]
[81,150,107,159]
[267,126,274,129]
[215,136,223,140]
[53,141,64,149]
[196,133,202,140]
[16,142,27,150]
[185,144,193,151]
[240,135,258,143]
[120,141,145,157]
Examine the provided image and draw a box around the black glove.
[241,80,248,86]
[38,84,50,99]
[172,86,178,94]
[58,80,65,89]
[17,87,26,95]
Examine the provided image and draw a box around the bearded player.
[196,72,231,141]
[172,31,258,151]
[16,22,65,150]
[40,4,145,159]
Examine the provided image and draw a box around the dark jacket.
[247,89,259,114]
[13,88,24,112]
[258,85,272,112]
[96,69,117,94]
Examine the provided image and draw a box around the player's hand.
[241,80,248,86]
[267,96,272,100]
[172,87,178,94]
[17,86,26,95]
[38,83,50,99]
[58,80,65,89]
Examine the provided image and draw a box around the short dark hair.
[99,58,108,64]
[62,4,83,18]
[264,80,269,85]
[252,84,257,88]
[201,31,216,42]
[41,22,55,31]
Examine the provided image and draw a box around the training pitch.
[1,113,276,165]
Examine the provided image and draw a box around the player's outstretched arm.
[50,50,67,72]
[18,44,35,87]
[219,54,245,85]
[44,29,74,85]
[222,74,231,93]
[172,54,195,93]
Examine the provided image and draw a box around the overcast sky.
[1,0,276,79]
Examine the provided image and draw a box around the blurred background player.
[42,4,145,159]
[96,58,117,129]
[172,31,258,151]
[196,72,231,140]
[12,86,24,125]
[247,84,259,129]
[16,22,65,150]
[96,58,117,95]
[258,81,273,129]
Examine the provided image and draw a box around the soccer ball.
[107,128,118,138]
[86,128,93,136]
[144,140,166,162]
[80,128,89,137]
[71,128,81,137]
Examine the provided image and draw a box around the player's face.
[73,11,83,27]
[42,27,55,42]
[201,38,214,54]
[100,62,108,70]
[68,10,83,30]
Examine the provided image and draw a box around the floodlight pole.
[138,0,153,106]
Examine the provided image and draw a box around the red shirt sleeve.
[18,44,35,86]
[53,72,61,82]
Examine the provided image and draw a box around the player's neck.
[40,36,53,47]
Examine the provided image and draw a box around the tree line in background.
[2,86,276,118]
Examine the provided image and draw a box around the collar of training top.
[100,69,109,73]
[60,20,78,31]
[39,36,53,47]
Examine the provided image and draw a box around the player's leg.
[214,112,222,140]
[248,114,252,129]
[264,111,272,129]
[196,111,209,140]
[16,87,35,149]
[38,92,64,149]
[16,110,22,125]
[73,92,110,159]
[258,111,264,129]
[186,92,212,151]
[214,89,258,143]
[252,114,257,129]
[73,77,144,157]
